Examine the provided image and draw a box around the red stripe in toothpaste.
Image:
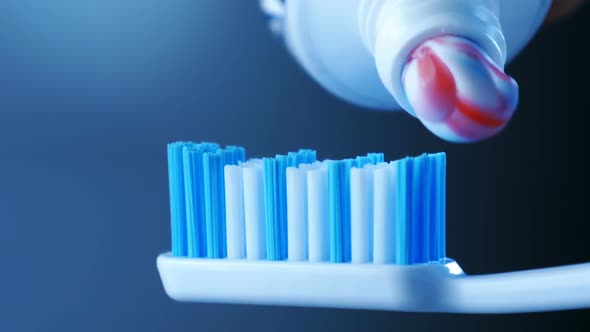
[403,35,518,142]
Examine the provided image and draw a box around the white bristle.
[306,163,330,262]
[286,167,308,261]
[373,163,396,264]
[224,165,246,259]
[242,161,267,260]
[350,165,374,263]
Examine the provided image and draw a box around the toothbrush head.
[167,142,446,265]
[402,35,519,142]
[162,142,449,311]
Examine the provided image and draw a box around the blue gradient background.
[0,1,589,331]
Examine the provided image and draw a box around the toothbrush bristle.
[328,159,354,263]
[183,143,218,257]
[264,151,319,260]
[168,142,446,265]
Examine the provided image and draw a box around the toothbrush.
[158,142,590,313]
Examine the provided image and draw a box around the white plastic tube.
[265,0,550,112]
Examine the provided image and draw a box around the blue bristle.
[328,159,354,262]
[327,161,341,262]
[201,146,247,258]
[355,156,371,168]
[366,152,385,164]
[394,158,409,264]
[263,157,280,260]
[203,151,222,258]
[426,154,437,262]
[392,153,446,265]
[263,150,316,260]
[168,142,191,257]
[182,143,219,258]
[287,152,305,167]
[226,145,246,165]
[287,149,316,166]
[182,148,201,257]
[410,155,426,264]
[341,159,354,262]
[357,153,384,168]
[275,155,289,260]
[298,149,317,164]
[435,153,446,259]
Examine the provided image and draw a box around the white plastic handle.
[453,262,590,313]
[158,254,590,313]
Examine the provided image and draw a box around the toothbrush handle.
[452,263,590,313]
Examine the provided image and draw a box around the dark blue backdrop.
[1,1,588,331]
